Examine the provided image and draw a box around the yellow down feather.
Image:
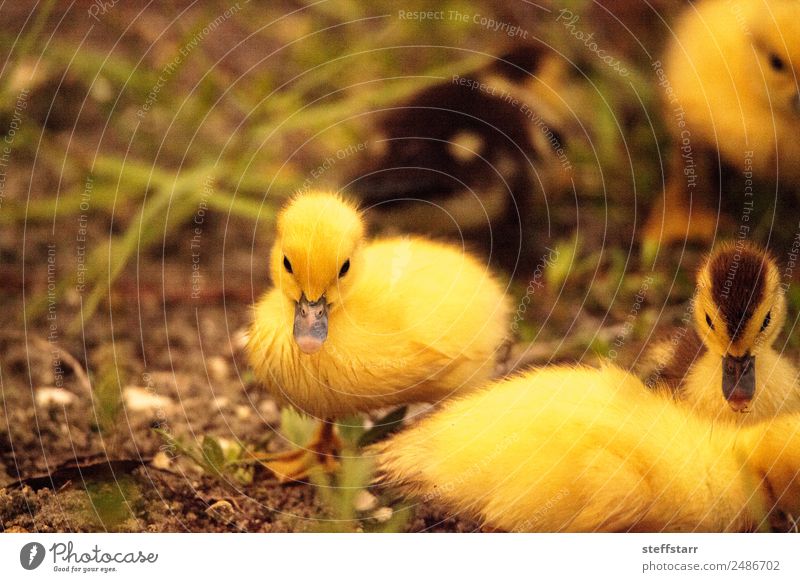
[373,364,800,532]
[246,192,511,419]
[664,0,800,182]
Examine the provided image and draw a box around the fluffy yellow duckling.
[644,0,800,246]
[641,242,800,423]
[246,192,511,481]
[373,364,800,532]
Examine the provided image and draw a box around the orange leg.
[257,420,341,484]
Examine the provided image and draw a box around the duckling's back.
[375,365,759,532]
[341,236,512,400]
[360,237,509,350]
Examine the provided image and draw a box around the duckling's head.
[694,242,785,411]
[743,0,800,117]
[271,192,365,354]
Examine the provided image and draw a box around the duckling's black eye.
[760,311,772,333]
[705,313,715,330]
[769,53,785,72]
[283,256,293,274]
[338,259,350,278]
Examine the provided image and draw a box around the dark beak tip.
[728,397,752,412]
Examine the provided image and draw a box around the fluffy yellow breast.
[247,235,510,419]
[680,348,800,423]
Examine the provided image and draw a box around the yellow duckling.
[246,192,511,481]
[644,0,800,246]
[641,242,800,423]
[373,364,800,532]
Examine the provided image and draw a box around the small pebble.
[216,437,238,458]
[372,507,393,523]
[35,387,76,408]
[206,499,235,519]
[91,76,113,103]
[123,386,175,413]
[259,400,280,424]
[207,356,229,381]
[354,490,378,512]
[151,451,172,470]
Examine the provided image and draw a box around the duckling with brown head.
[642,242,800,422]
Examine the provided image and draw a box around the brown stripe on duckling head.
[708,245,767,341]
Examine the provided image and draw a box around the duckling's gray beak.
[293,294,328,354]
[722,354,755,412]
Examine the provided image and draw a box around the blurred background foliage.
[2,0,689,333]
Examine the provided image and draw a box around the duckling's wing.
[640,328,706,393]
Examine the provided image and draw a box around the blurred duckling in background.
[641,242,800,422]
[246,192,511,481]
[373,364,800,532]
[644,0,800,248]
[350,46,573,271]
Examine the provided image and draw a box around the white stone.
[354,490,378,512]
[372,507,393,523]
[207,356,229,381]
[123,386,175,413]
[35,387,76,408]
